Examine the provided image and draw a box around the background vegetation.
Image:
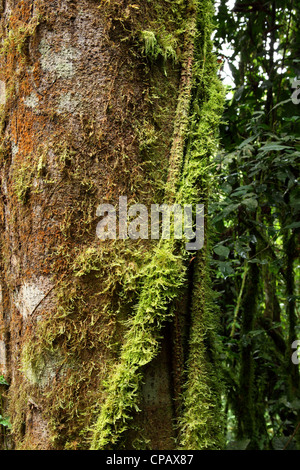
[211,0,300,450]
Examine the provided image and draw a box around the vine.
[90,0,225,450]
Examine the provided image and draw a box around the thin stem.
[230,262,248,338]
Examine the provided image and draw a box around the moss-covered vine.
[90,0,225,450]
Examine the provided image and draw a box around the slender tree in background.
[0,0,224,450]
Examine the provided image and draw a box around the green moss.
[13,145,50,203]
[90,241,187,450]
[0,16,40,57]
[175,0,225,449]
[13,240,149,448]
[90,0,225,451]
[177,247,225,450]
[140,30,177,65]
[13,160,33,204]
[237,245,259,448]
[21,345,68,387]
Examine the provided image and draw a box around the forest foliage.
[211,0,300,450]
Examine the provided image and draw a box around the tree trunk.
[0,0,224,450]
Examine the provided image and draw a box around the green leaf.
[259,143,293,154]
[248,258,268,264]
[234,241,250,258]
[217,261,234,278]
[231,184,253,197]
[222,203,239,217]
[289,399,300,410]
[220,182,232,195]
[0,375,9,386]
[283,221,300,230]
[249,329,265,337]
[271,98,292,112]
[234,85,245,102]
[237,135,258,149]
[227,439,250,450]
[242,198,258,211]
[272,437,294,451]
[282,116,300,122]
[0,415,11,428]
[214,245,230,257]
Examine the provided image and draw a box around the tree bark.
[0,0,224,450]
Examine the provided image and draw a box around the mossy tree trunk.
[0,0,224,450]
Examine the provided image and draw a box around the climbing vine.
[90,0,225,450]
